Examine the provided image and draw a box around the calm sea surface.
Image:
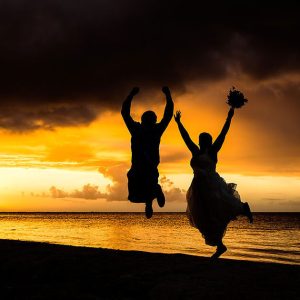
[0,212,299,265]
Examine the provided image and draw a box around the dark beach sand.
[0,239,299,300]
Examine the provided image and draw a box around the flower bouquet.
[226,87,248,108]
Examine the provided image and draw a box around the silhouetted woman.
[174,108,253,258]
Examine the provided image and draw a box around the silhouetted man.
[121,87,174,218]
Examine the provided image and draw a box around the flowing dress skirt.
[186,170,244,246]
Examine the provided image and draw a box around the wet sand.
[0,239,299,299]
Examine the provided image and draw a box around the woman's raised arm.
[174,111,199,156]
[213,108,234,152]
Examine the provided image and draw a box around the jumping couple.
[121,87,253,258]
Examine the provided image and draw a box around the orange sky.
[1,1,300,212]
[1,77,300,212]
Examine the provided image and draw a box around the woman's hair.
[141,110,157,125]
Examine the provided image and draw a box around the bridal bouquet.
[226,87,248,108]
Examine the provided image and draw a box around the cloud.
[0,105,96,132]
[49,184,105,200]
[99,164,129,201]
[49,186,68,198]
[159,176,186,202]
[100,165,186,202]
[236,76,300,161]
[0,1,300,131]
[47,164,130,201]
[48,165,186,202]
[71,184,104,200]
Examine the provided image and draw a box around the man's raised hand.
[129,87,140,97]
[162,86,171,95]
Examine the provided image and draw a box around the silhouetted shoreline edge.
[0,239,299,299]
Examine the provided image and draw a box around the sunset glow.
[0,2,299,212]
[1,78,300,212]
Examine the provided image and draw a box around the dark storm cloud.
[0,104,96,132]
[0,0,299,130]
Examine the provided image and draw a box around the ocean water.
[0,212,299,265]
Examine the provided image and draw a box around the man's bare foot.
[211,244,227,259]
[145,203,153,219]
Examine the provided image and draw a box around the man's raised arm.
[121,87,139,133]
[158,86,174,132]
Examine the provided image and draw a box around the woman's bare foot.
[211,244,227,259]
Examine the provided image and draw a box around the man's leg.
[127,167,145,203]
[156,184,165,208]
[145,200,153,219]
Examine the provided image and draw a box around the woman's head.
[141,110,157,126]
[199,132,212,149]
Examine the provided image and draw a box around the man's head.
[141,111,157,126]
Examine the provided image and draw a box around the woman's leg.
[211,240,227,259]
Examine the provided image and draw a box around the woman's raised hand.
[228,107,235,119]
[174,110,181,123]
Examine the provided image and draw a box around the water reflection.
[0,212,299,265]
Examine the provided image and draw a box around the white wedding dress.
[186,152,244,246]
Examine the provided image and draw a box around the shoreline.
[0,239,299,299]
[0,211,299,213]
